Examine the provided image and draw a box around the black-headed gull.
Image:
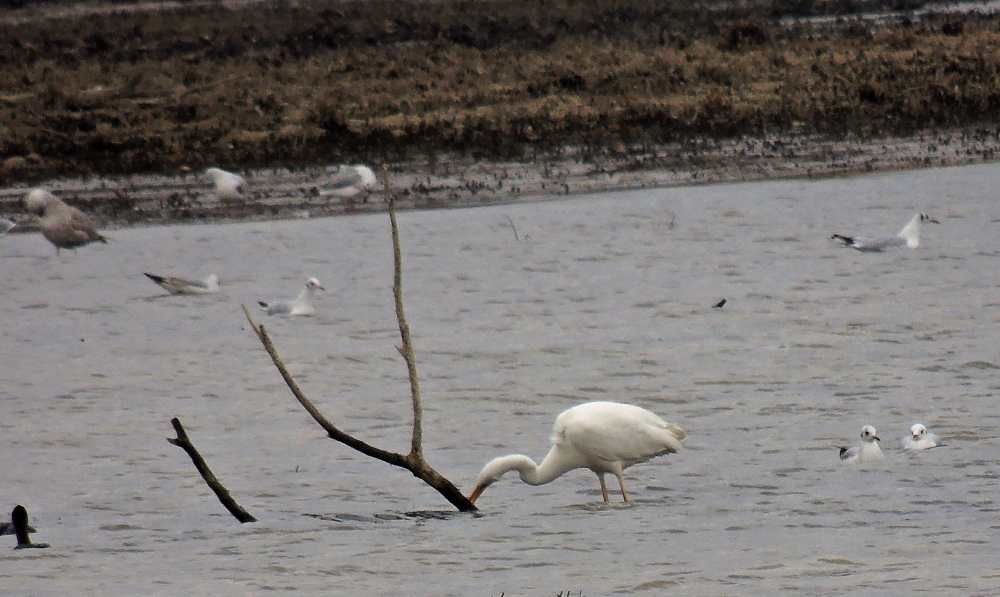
[144,272,220,295]
[839,424,884,463]
[258,277,325,316]
[24,188,108,255]
[832,212,939,251]
[901,423,942,450]
[205,167,248,201]
[321,165,379,198]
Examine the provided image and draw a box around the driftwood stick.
[384,166,424,464]
[168,417,257,523]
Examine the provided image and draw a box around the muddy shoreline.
[3,126,998,231]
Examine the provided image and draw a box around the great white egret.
[144,272,220,295]
[832,212,939,251]
[468,401,686,504]
[205,167,248,201]
[839,424,884,463]
[902,423,941,450]
[258,277,325,316]
[24,188,108,255]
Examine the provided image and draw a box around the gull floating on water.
[258,277,325,316]
[320,165,379,198]
[901,423,942,450]
[144,272,220,295]
[832,212,939,251]
[205,167,248,201]
[24,188,108,255]
[839,424,884,463]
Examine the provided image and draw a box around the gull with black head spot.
[839,424,884,463]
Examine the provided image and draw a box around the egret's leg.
[615,470,630,502]
[598,474,610,502]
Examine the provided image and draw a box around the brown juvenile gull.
[144,272,220,295]
[24,188,108,255]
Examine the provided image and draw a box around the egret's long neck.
[485,448,576,487]
[897,214,921,248]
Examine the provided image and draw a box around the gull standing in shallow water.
[468,401,686,504]
[24,188,108,255]
[832,212,939,251]
[144,272,220,295]
[258,277,325,316]
[205,167,248,201]
[839,424,884,463]
[902,423,942,450]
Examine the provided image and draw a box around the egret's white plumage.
[839,424,884,463]
[24,188,108,254]
[902,423,941,450]
[144,272,220,295]
[258,277,325,316]
[205,167,248,201]
[832,212,939,251]
[321,165,379,197]
[468,401,686,504]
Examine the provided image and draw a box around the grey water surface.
[2,163,999,595]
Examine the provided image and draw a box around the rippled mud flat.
[2,162,1000,594]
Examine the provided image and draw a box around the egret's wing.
[560,403,683,469]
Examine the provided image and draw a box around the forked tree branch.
[241,172,476,512]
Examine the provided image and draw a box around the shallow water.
[2,163,999,595]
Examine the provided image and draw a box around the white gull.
[205,167,248,201]
[258,277,325,316]
[144,272,220,295]
[832,212,939,251]
[320,165,379,198]
[901,423,942,451]
[839,424,884,463]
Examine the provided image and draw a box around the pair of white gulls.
[205,165,378,201]
[838,423,942,463]
[143,273,325,316]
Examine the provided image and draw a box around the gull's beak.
[317,284,326,291]
[873,434,881,442]
[468,485,485,504]
[929,217,940,224]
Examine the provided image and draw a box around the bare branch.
[383,166,424,463]
[167,417,257,523]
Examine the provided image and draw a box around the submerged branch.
[167,417,257,523]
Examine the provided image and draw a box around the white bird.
[832,212,939,251]
[468,401,686,504]
[258,277,325,316]
[320,165,379,198]
[144,272,220,295]
[24,188,108,255]
[205,167,248,201]
[902,423,941,451]
[839,424,884,463]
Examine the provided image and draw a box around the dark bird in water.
[11,505,49,549]
[712,298,726,309]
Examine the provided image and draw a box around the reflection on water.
[2,163,999,595]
